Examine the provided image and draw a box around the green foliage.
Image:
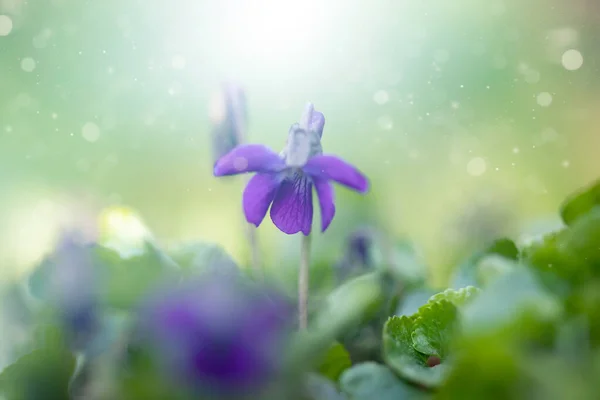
[560,179,600,226]
[0,325,75,400]
[318,342,352,382]
[339,363,428,400]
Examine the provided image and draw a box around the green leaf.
[521,230,585,292]
[382,316,447,388]
[461,267,561,336]
[0,338,76,400]
[340,363,428,400]
[93,242,179,309]
[305,374,347,400]
[426,286,480,308]
[313,272,385,338]
[476,254,518,287]
[435,338,523,400]
[167,241,239,278]
[560,178,600,226]
[411,300,457,358]
[395,287,438,316]
[318,342,352,382]
[558,208,600,270]
[451,238,519,288]
[373,240,428,288]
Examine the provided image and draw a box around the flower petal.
[214,144,285,177]
[309,110,325,138]
[313,178,335,232]
[243,173,282,227]
[269,173,313,235]
[303,155,369,193]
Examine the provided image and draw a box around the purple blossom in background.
[213,103,369,235]
[47,234,100,351]
[135,275,294,397]
[335,228,375,283]
[209,82,247,166]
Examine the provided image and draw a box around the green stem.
[299,234,311,330]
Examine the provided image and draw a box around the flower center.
[282,124,322,167]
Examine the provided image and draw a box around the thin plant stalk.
[243,175,262,279]
[299,234,311,330]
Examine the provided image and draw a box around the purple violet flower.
[213,103,369,235]
[135,275,294,397]
[209,82,248,166]
[46,234,100,351]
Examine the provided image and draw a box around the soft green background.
[1,0,598,284]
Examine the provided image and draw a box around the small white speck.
[562,49,583,71]
[460,84,464,88]
[513,147,520,154]
[467,157,487,176]
[536,92,553,107]
[21,57,36,72]
[51,113,58,119]
[373,90,389,105]
[5,125,13,133]
[81,122,101,143]
[562,160,570,168]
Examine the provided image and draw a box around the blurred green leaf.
[476,254,518,287]
[0,330,76,400]
[93,242,178,310]
[396,287,438,316]
[382,316,447,388]
[313,272,386,338]
[318,342,352,382]
[304,374,347,400]
[558,208,600,270]
[167,241,239,278]
[560,179,600,226]
[451,238,519,288]
[339,362,428,400]
[373,240,428,288]
[435,338,524,400]
[461,267,561,337]
[412,300,457,358]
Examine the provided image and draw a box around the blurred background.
[1,0,599,285]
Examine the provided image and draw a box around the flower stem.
[299,234,311,330]
[247,223,261,278]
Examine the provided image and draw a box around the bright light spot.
[373,90,389,105]
[99,206,152,258]
[51,113,58,119]
[451,101,460,109]
[513,147,520,154]
[467,157,487,176]
[536,92,553,107]
[81,122,101,142]
[562,160,570,168]
[221,0,326,65]
[377,115,393,130]
[562,49,583,71]
[171,55,186,69]
[0,15,13,36]
[21,57,36,72]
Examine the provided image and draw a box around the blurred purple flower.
[209,82,247,166]
[135,275,294,397]
[335,228,375,282]
[213,103,369,235]
[47,234,100,351]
